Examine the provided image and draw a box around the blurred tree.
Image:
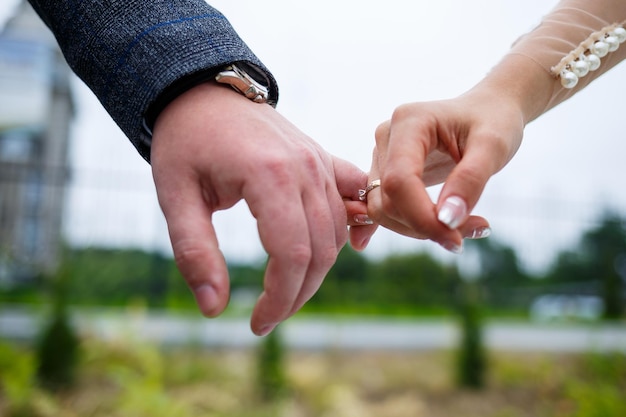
[455,280,487,389]
[228,262,264,291]
[147,252,170,306]
[371,252,461,307]
[309,248,462,314]
[544,212,626,319]
[579,212,626,319]
[472,238,527,286]
[66,248,156,305]
[256,326,287,402]
[467,238,532,310]
[311,246,370,306]
[36,260,80,391]
[58,248,198,309]
[330,245,369,284]
[548,250,596,284]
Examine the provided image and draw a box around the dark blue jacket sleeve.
[27,0,279,162]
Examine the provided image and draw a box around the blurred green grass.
[1,338,624,417]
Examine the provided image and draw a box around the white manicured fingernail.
[438,196,468,229]
[440,241,464,255]
[354,214,374,225]
[465,226,492,240]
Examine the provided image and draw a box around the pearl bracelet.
[552,22,626,89]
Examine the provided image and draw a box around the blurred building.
[0,1,73,284]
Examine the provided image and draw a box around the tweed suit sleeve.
[27,0,279,162]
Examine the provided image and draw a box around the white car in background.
[529,295,604,322]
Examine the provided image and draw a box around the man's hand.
[151,82,376,336]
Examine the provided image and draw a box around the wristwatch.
[215,64,269,104]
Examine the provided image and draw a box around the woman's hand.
[366,88,525,252]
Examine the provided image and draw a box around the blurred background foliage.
[0,337,624,417]
[3,210,624,320]
[1,1,624,414]
[0,211,625,417]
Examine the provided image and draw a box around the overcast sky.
[2,0,626,273]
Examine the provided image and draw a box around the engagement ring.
[358,179,381,201]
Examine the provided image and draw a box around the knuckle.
[472,128,517,170]
[374,121,391,143]
[262,245,312,307]
[489,134,516,168]
[264,148,323,186]
[263,154,293,183]
[317,244,340,270]
[172,241,206,285]
[478,128,506,149]
[390,103,434,127]
[173,240,202,267]
[301,152,324,181]
[285,243,313,271]
[391,103,415,122]
[262,283,290,307]
[456,164,487,192]
[381,169,406,197]
[390,103,439,140]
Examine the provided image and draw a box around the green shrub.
[455,282,487,389]
[566,381,626,417]
[0,343,61,417]
[36,264,80,391]
[0,343,35,415]
[256,326,287,402]
[36,311,80,391]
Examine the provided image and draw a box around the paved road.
[1,306,625,352]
